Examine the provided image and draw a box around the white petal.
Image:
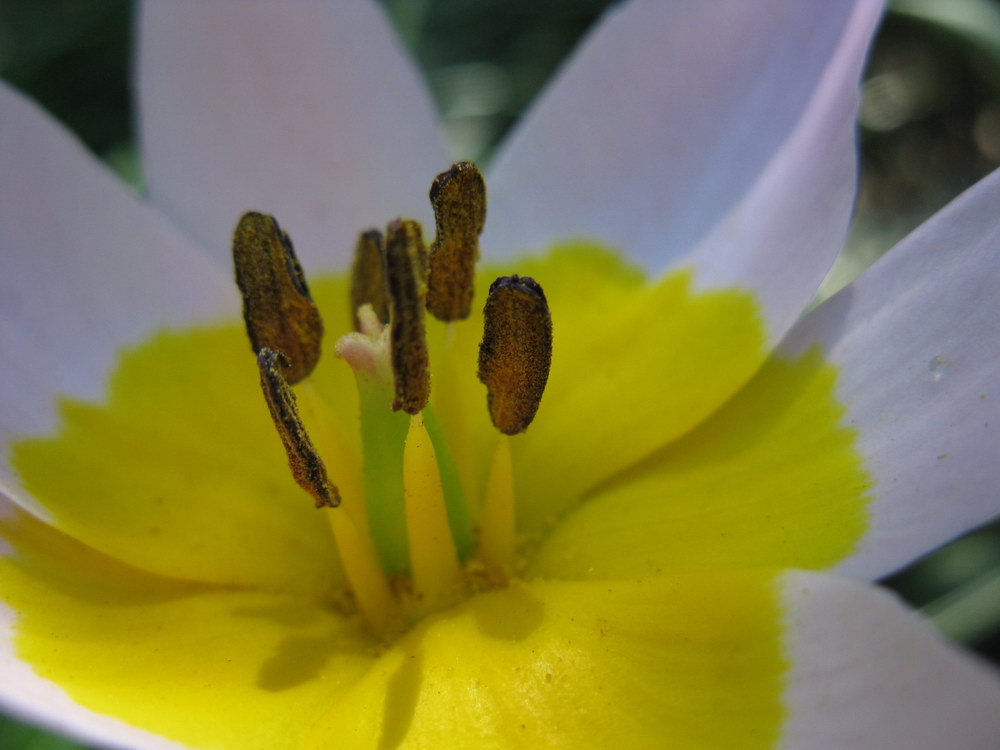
[0,82,236,518]
[780,168,1000,581]
[485,0,881,307]
[781,571,1000,750]
[137,0,449,271]
[685,0,883,345]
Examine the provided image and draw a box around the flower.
[1,0,999,748]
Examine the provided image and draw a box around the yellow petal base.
[0,503,784,749]
[3,244,873,748]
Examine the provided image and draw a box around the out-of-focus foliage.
[0,0,134,179]
[0,714,85,750]
[0,1,997,747]
[824,0,1000,294]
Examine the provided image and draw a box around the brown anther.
[426,161,486,321]
[386,219,431,415]
[478,275,552,435]
[257,348,339,508]
[350,229,390,330]
[233,212,323,384]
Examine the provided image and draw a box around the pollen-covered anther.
[257,347,340,508]
[386,219,431,415]
[426,161,486,321]
[478,275,553,435]
[350,229,389,330]
[232,212,323,384]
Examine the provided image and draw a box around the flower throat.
[232,163,552,637]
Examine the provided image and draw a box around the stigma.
[231,162,552,635]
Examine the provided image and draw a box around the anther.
[426,161,486,321]
[257,347,340,508]
[350,229,390,330]
[233,212,323,384]
[478,275,552,435]
[386,219,431,415]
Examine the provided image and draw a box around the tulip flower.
[0,1,998,748]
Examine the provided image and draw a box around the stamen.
[257,348,339,508]
[350,230,390,330]
[385,219,431,415]
[403,414,465,612]
[326,509,401,635]
[478,275,553,435]
[479,435,515,579]
[233,212,323,384]
[426,162,486,321]
[281,367,402,633]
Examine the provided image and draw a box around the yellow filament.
[326,510,400,635]
[479,435,514,577]
[403,414,465,611]
[432,322,478,510]
[295,382,365,527]
[296,382,398,632]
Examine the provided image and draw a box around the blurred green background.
[1,0,999,747]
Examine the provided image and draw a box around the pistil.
[352,358,411,575]
[337,301,472,575]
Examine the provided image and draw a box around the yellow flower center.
[2,234,874,749]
